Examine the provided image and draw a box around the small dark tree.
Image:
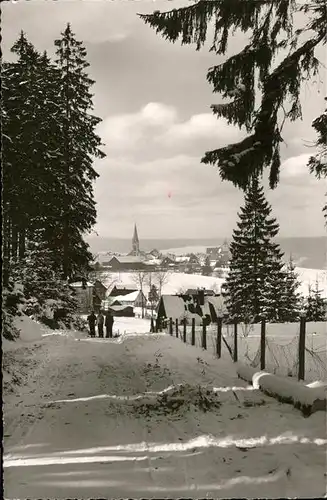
[202,255,212,276]
[305,280,327,321]
[148,284,160,318]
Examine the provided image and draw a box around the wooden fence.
[154,316,310,382]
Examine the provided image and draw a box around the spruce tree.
[202,255,212,276]
[2,33,42,277]
[224,176,288,322]
[282,256,302,321]
[305,280,327,321]
[140,1,326,190]
[54,24,105,279]
[308,98,327,223]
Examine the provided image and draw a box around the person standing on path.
[87,311,97,337]
[105,310,114,338]
[97,311,104,338]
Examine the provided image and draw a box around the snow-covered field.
[102,271,224,295]
[100,268,327,298]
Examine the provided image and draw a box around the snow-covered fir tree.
[54,24,105,279]
[2,28,105,333]
[305,280,327,321]
[223,176,298,323]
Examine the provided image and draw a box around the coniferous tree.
[140,1,326,190]
[282,257,302,320]
[2,28,105,333]
[223,176,291,322]
[54,24,105,279]
[305,280,327,321]
[2,33,42,278]
[308,98,327,223]
[202,255,212,276]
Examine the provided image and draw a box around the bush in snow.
[10,243,79,328]
[2,282,25,340]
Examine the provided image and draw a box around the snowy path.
[3,328,327,498]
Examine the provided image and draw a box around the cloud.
[97,102,177,152]
[159,113,243,146]
[98,103,244,159]
[280,154,312,178]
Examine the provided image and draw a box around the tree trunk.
[18,226,26,259]
[11,222,19,261]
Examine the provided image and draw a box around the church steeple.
[132,223,140,255]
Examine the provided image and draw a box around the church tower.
[132,223,140,256]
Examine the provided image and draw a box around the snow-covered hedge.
[237,363,326,416]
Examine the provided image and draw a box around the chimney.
[198,288,205,306]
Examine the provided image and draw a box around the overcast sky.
[3,0,327,239]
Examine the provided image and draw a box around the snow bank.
[237,364,326,416]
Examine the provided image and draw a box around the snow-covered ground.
[100,268,327,298]
[102,271,225,295]
[3,318,327,498]
[161,245,212,255]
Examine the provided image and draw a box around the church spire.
[132,223,140,255]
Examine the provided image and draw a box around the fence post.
[298,315,306,381]
[183,318,187,343]
[260,317,266,370]
[202,320,207,350]
[175,318,179,338]
[233,320,238,362]
[191,318,195,346]
[169,318,173,336]
[216,317,222,358]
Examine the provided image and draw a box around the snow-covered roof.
[109,305,133,311]
[160,295,186,320]
[113,284,137,290]
[70,281,93,288]
[175,256,189,263]
[109,256,143,264]
[113,291,142,302]
[144,258,162,265]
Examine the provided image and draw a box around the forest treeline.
[2,25,105,337]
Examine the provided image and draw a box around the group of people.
[87,310,114,338]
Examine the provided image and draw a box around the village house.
[156,293,227,326]
[174,256,189,273]
[110,290,147,308]
[185,253,202,274]
[160,256,176,270]
[103,255,148,271]
[107,305,134,317]
[206,247,221,260]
